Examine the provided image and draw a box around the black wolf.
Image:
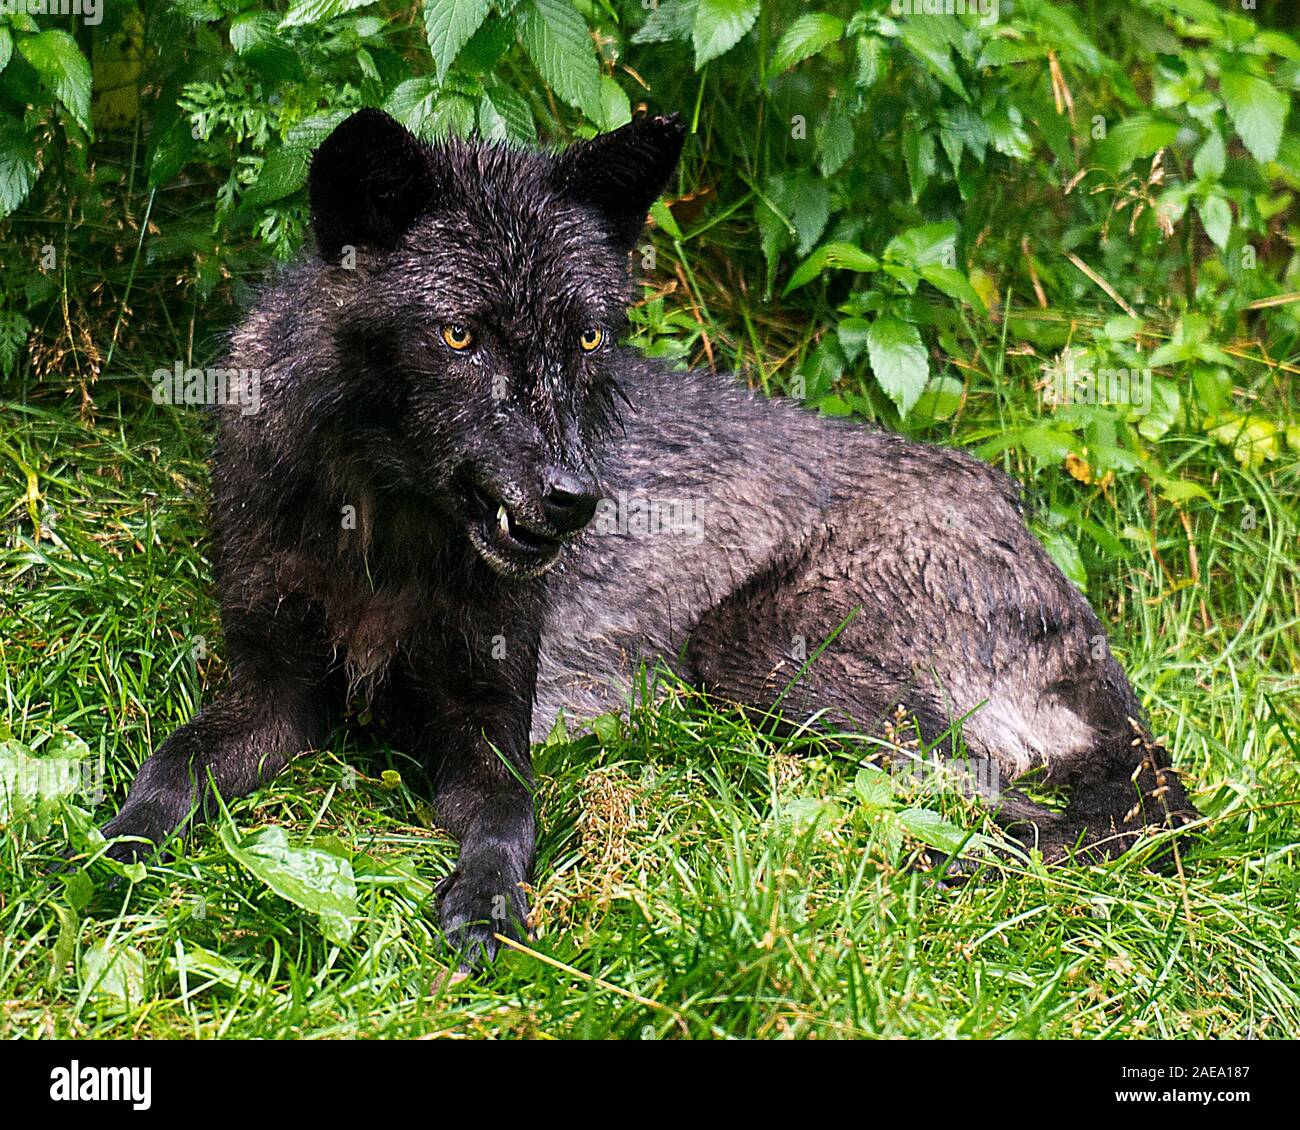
[103,109,1197,962]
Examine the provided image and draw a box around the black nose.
[541,469,600,533]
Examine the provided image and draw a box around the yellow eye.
[579,327,604,353]
[441,323,474,351]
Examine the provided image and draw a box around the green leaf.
[520,0,603,122]
[900,18,967,101]
[1193,130,1225,181]
[837,316,871,363]
[1196,194,1232,252]
[17,29,92,134]
[817,109,854,177]
[385,76,440,138]
[80,943,146,1011]
[897,807,971,855]
[483,81,536,141]
[1092,113,1178,174]
[782,241,879,295]
[770,12,844,75]
[0,731,93,837]
[867,316,928,418]
[0,114,38,217]
[220,823,358,946]
[633,0,697,46]
[692,0,759,70]
[1138,379,1181,441]
[598,75,632,131]
[279,0,378,29]
[886,221,956,269]
[423,0,492,82]
[0,27,13,73]
[1219,70,1289,164]
[1040,529,1087,591]
[919,265,985,311]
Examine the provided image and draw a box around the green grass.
[2,327,1298,1039]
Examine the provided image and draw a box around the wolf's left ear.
[309,109,435,262]
[554,113,686,251]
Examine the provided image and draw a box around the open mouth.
[462,477,563,577]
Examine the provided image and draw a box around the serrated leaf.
[18,30,92,134]
[817,110,853,177]
[770,12,844,75]
[1220,70,1288,163]
[0,114,38,217]
[782,240,879,295]
[867,316,928,418]
[692,0,759,70]
[483,82,535,141]
[279,0,378,29]
[423,0,492,82]
[520,0,603,122]
[220,823,357,946]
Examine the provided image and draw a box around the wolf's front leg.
[395,625,540,967]
[101,664,338,862]
[430,722,536,966]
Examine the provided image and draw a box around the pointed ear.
[554,112,686,251]
[308,109,435,262]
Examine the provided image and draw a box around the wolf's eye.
[579,327,604,353]
[440,323,474,351]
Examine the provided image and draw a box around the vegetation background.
[1,0,1298,1038]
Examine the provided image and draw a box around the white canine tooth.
[497,504,510,535]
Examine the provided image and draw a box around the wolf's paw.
[98,797,184,864]
[435,860,530,970]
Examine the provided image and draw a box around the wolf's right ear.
[309,109,434,262]
[554,112,686,252]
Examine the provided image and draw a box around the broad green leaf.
[867,315,928,418]
[1196,194,1232,252]
[692,0,759,70]
[836,316,871,363]
[18,30,92,134]
[853,766,895,810]
[1138,378,1181,441]
[817,109,854,177]
[520,0,603,122]
[1220,70,1288,164]
[170,942,269,999]
[770,12,844,75]
[81,943,146,1010]
[483,81,535,141]
[220,823,357,946]
[633,0,697,46]
[385,76,440,137]
[900,18,967,100]
[1040,530,1087,591]
[0,114,38,217]
[1093,113,1178,173]
[598,75,632,131]
[279,0,378,29]
[912,374,965,421]
[885,221,956,269]
[919,265,985,310]
[423,0,492,82]
[897,807,971,855]
[0,732,93,837]
[783,241,879,295]
[0,27,13,73]
[1193,130,1225,181]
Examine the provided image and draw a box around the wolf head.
[305,108,684,578]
